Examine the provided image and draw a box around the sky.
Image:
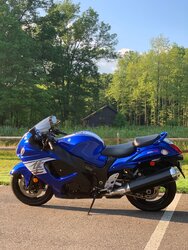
[62,0,188,72]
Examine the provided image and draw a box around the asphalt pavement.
[0,186,187,250]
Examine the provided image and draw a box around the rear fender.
[10,162,32,187]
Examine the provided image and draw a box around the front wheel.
[126,181,177,211]
[11,174,53,206]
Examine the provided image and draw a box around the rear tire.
[11,174,53,206]
[126,181,177,211]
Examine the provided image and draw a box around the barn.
[82,105,117,127]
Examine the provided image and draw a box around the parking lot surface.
[0,186,187,250]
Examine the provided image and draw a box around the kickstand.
[88,194,97,215]
[177,164,185,178]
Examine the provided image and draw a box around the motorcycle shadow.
[41,204,188,224]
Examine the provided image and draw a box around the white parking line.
[144,193,182,250]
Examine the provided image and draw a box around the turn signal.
[33,177,39,183]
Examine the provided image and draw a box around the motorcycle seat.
[102,141,135,158]
[133,134,160,147]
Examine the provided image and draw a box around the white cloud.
[97,48,132,73]
[97,59,117,74]
[118,48,132,56]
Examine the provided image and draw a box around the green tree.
[35,1,117,122]
[182,49,188,125]
[108,35,188,126]
[0,0,53,126]
[108,51,140,124]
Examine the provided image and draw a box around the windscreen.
[34,116,57,133]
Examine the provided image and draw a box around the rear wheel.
[126,181,176,211]
[11,174,53,206]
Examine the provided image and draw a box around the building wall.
[84,108,117,126]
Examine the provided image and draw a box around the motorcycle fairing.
[10,162,32,187]
[57,131,107,167]
[13,130,113,196]
[16,132,59,162]
[10,160,78,194]
[109,140,181,172]
[18,131,108,168]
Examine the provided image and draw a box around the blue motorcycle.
[10,116,184,213]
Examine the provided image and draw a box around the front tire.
[126,181,177,211]
[11,174,53,206]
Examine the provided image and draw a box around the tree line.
[0,0,187,128]
[108,36,188,126]
[0,0,117,127]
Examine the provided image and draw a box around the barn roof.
[82,105,117,121]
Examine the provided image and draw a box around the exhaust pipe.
[106,167,179,198]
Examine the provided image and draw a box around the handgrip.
[48,141,54,150]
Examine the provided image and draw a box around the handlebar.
[51,128,67,136]
[32,128,67,151]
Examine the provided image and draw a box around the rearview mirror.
[50,116,57,126]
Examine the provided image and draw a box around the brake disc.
[19,176,44,198]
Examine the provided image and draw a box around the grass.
[176,155,188,193]
[0,126,27,136]
[1,125,188,151]
[89,125,188,139]
[0,150,187,193]
[0,151,19,185]
[1,124,188,138]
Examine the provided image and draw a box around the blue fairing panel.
[10,162,32,187]
[10,162,78,195]
[109,140,180,172]
[17,132,59,162]
[57,131,107,167]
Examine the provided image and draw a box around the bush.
[113,113,127,127]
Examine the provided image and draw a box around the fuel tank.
[57,131,107,167]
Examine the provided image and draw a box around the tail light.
[149,161,156,167]
[170,144,182,154]
[164,138,182,154]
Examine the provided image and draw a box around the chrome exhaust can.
[106,167,179,197]
[127,167,179,192]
